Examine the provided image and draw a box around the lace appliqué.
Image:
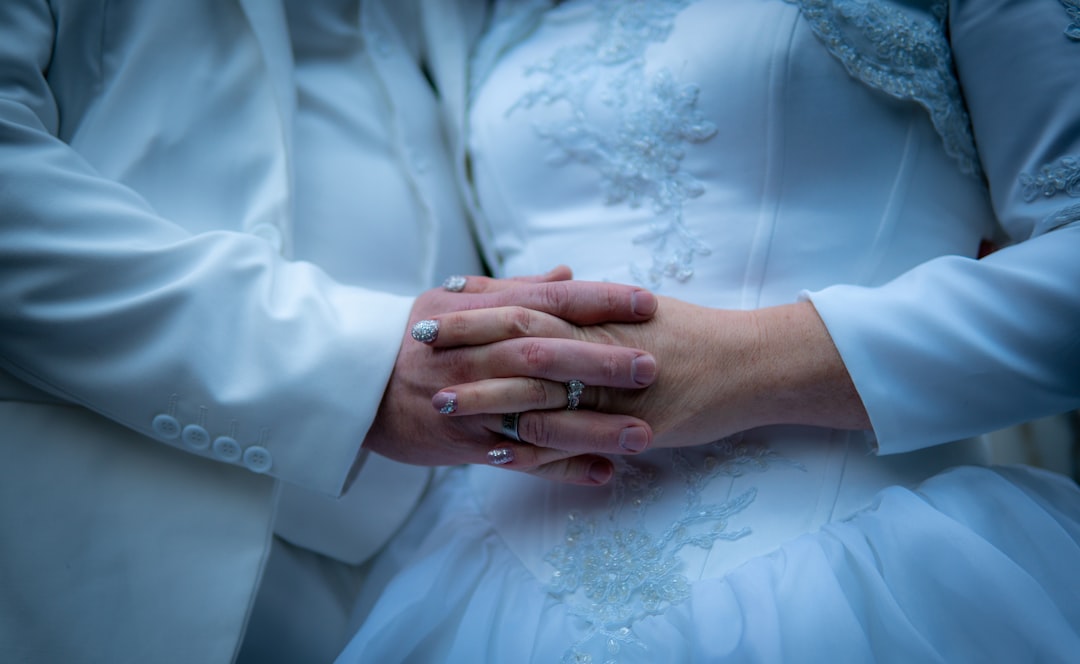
[508,0,717,289]
[789,0,982,178]
[1044,202,1080,229]
[544,440,800,663]
[1021,156,1080,202]
[1062,0,1080,41]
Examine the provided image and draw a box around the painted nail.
[631,355,657,386]
[432,392,457,414]
[631,290,657,316]
[442,275,467,292]
[587,460,613,485]
[488,447,514,466]
[410,319,439,343]
[618,426,649,453]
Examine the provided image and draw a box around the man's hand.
[362,268,659,486]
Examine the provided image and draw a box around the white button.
[152,414,181,440]
[249,222,283,253]
[212,436,242,463]
[242,445,273,474]
[181,425,211,451]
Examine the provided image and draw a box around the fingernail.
[587,460,613,485]
[432,392,457,414]
[618,426,649,453]
[631,290,657,316]
[442,275,467,292]
[631,355,657,385]
[488,448,514,466]
[410,319,439,343]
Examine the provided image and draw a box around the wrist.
[746,302,870,431]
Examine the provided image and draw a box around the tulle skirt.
[336,464,1080,663]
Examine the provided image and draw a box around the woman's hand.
[363,267,661,486]
[424,295,871,449]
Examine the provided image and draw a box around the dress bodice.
[468,0,996,305]
[462,0,997,658]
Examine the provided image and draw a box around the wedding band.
[501,412,522,442]
[488,447,515,465]
[565,379,585,411]
[410,319,439,344]
[443,275,467,292]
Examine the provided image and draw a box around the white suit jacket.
[0,1,480,662]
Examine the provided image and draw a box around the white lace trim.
[1020,156,1080,202]
[1062,0,1080,41]
[788,0,982,178]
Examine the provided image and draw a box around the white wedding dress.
[338,1,1080,661]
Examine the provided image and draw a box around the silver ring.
[443,275,467,292]
[501,412,521,442]
[565,379,585,411]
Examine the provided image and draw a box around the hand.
[426,296,870,449]
[362,267,659,485]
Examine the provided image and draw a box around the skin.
[423,292,871,462]
[362,267,661,486]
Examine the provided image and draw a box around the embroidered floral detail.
[1042,202,1080,231]
[1062,0,1080,41]
[506,0,716,289]
[1021,156,1080,202]
[544,440,801,663]
[788,0,981,178]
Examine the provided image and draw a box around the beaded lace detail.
[505,0,717,289]
[1063,0,1080,41]
[1042,202,1080,232]
[788,0,981,178]
[1021,156,1080,202]
[544,440,800,663]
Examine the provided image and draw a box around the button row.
[151,414,273,473]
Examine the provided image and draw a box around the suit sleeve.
[806,0,1080,454]
[0,0,412,496]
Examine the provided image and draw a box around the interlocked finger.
[416,306,582,348]
[483,409,652,455]
[432,377,597,415]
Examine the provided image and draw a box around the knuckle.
[539,282,573,317]
[526,378,550,406]
[602,352,622,382]
[505,306,533,337]
[521,340,552,373]
[519,413,556,448]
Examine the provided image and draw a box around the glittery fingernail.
[433,392,457,415]
[410,319,439,343]
[442,275,467,292]
[488,448,514,466]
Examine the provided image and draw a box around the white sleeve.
[807,0,1080,454]
[0,0,412,496]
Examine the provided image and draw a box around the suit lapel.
[236,0,296,158]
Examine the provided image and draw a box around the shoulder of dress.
[788,0,982,179]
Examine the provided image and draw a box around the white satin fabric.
[338,1,1080,661]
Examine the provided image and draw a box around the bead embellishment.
[544,439,801,663]
[503,0,716,289]
[1020,156,1080,202]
